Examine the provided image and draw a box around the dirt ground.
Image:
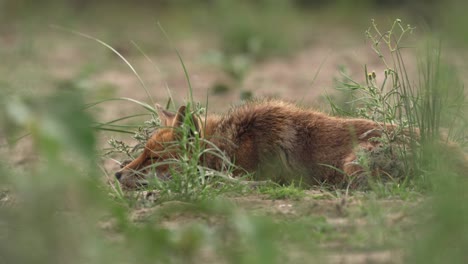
[125,189,418,263]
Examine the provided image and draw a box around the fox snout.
[114,156,149,189]
[114,168,146,189]
[113,160,140,188]
[114,171,123,180]
[114,159,173,189]
[115,159,132,180]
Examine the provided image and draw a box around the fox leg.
[342,142,377,188]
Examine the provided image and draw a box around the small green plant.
[328,19,467,191]
[259,182,306,200]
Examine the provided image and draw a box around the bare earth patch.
[123,189,418,264]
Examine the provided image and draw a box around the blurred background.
[2,0,467,118]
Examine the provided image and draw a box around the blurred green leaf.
[5,90,96,161]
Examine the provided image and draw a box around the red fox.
[114,99,466,189]
[115,100,402,189]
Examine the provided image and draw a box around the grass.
[1,2,468,263]
[258,182,306,201]
[329,19,466,192]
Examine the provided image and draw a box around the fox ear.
[155,104,176,127]
[173,106,187,128]
[172,105,203,138]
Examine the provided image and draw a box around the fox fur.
[115,99,466,189]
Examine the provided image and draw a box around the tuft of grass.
[259,182,306,201]
[328,19,467,194]
[144,104,247,202]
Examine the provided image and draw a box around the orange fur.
[115,100,457,189]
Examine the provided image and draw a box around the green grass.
[259,182,306,201]
[329,19,466,191]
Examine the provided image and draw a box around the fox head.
[114,105,203,189]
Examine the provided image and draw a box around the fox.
[114,99,466,189]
